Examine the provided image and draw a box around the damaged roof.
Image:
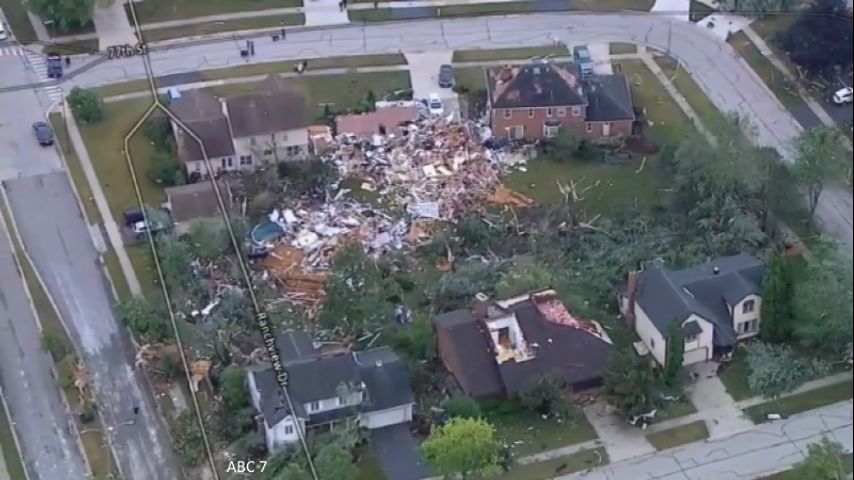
[434,309,505,397]
[584,74,635,122]
[336,106,419,137]
[226,74,309,137]
[487,62,588,109]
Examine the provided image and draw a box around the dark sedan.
[32,121,54,146]
[438,64,454,88]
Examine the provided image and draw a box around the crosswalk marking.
[45,85,64,101]
[0,46,26,57]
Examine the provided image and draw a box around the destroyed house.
[433,290,614,398]
[247,331,415,453]
[618,254,766,367]
[486,62,634,141]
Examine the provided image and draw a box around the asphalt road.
[37,13,848,246]
[0,206,88,480]
[559,399,853,480]
[3,173,181,480]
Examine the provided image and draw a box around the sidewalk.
[62,104,142,297]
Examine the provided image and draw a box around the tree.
[41,330,69,361]
[231,431,266,460]
[797,437,849,480]
[663,320,684,385]
[745,342,830,398]
[148,151,183,186]
[27,0,94,31]
[793,239,854,358]
[520,373,564,415]
[441,396,482,419]
[792,127,848,221]
[319,245,397,337]
[313,442,357,480]
[220,365,249,412]
[760,256,797,343]
[184,218,229,261]
[494,261,554,299]
[155,234,195,292]
[117,296,169,342]
[67,87,103,124]
[273,465,312,480]
[248,191,277,218]
[719,0,793,17]
[421,417,501,479]
[603,346,660,418]
[776,0,853,79]
[144,115,174,152]
[171,411,206,467]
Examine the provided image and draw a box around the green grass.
[653,55,729,132]
[750,15,797,44]
[0,398,27,480]
[657,399,698,421]
[452,46,570,63]
[645,420,709,451]
[718,348,754,401]
[0,0,37,43]
[103,250,133,301]
[207,71,412,121]
[43,39,101,56]
[609,42,637,55]
[139,13,305,42]
[728,32,802,108]
[495,447,608,480]
[483,403,597,456]
[744,378,854,424]
[452,67,488,92]
[349,0,654,8]
[126,0,303,24]
[760,454,853,480]
[355,446,388,480]
[505,157,662,213]
[689,0,715,22]
[615,59,694,146]
[127,244,161,298]
[350,0,653,21]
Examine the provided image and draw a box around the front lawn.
[496,447,608,480]
[760,454,853,480]
[744,378,854,424]
[718,348,754,401]
[452,67,488,92]
[355,446,388,480]
[645,420,709,451]
[482,400,597,457]
[728,32,802,108]
[653,55,729,132]
[126,0,303,24]
[609,42,637,55]
[139,14,305,42]
[453,46,570,63]
[689,0,715,22]
[657,398,698,421]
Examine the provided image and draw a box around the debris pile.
[253,114,536,301]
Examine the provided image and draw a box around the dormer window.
[742,299,755,314]
[309,400,320,412]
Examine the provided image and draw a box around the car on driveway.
[438,64,454,88]
[32,121,54,146]
[832,87,853,105]
[427,93,444,116]
[573,45,594,77]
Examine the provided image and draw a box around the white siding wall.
[266,415,303,453]
[634,304,667,365]
[303,391,363,416]
[247,372,261,412]
[733,294,762,339]
[682,314,714,366]
[359,404,413,429]
[184,155,235,176]
[232,128,309,164]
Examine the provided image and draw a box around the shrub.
[68,88,104,124]
[441,396,482,419]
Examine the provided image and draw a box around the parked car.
[32,121,54,146]
[832,87,853,105]
[427,93,444,116]
[46,54,63,78]
[0,23,9,41]
[438,64,455,88]
[573,45,594,77]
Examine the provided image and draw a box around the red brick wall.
[490,105,632,141]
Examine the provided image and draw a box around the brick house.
[486,62,635,141]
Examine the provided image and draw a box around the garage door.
[683,347,709,365]
[362,406,410,429]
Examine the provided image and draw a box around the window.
[543,124,560,138]
[742,299,755,314]
[263,149,273,156]
[239,155,252,165]
[503,109,511,119]
[284,423,294,435]
[650,337,655,350]
[226,157,233,168]
[585,123,593,133]
[571,106,581,117]
[684,333,698,344]
[546,108,553,118]
[220,158,226,169]
[337,396,347,406]
[249,137,257,146]
[309,401,320,412]
[557,107,566,117]
[286,145,302,157]
[527,108,534,118]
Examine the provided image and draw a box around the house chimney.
[712,266,720,275]
[625,270,640,326]
[472,293,490,321]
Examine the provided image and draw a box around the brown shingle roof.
[225,74,309,137]
[165,180,230,223]
[335,106,419,137]
[176,118,235,163]
[170,89,223,123]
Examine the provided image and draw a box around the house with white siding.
[247,331,415,453]
[618,254,766,368]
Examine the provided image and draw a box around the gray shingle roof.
[225,75,309,137]
[487,62,588,109]
[177,117,235,163]
[584,74,635,122]
[276,330,319,364]
[164,180,229,223]
[433,309,505,398]
[635,254,766,347]
[356,348,415,412]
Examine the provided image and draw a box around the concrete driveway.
[405,52,460,117]
[370,424,431,480]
